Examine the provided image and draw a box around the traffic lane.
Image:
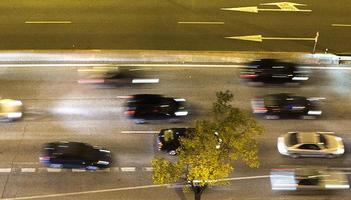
[0,171,350,200]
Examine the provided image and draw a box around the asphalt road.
[0,1,350,53]
[0,65,351,199]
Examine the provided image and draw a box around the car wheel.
[326,154,335,159]
[49,164,63,168]
[134,119,146,124]
[86,165,99,170]
[168,150,177,156]
[265,115,279,120]
[290,154,299,159]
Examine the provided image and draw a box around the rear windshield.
[318,134,328,148]
[285,132,298,146]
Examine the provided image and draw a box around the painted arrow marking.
[221,2,311,13]
[225,35,317,42]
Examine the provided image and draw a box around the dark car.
[240,59,308,84]
[124,94,188,123]
[39,141,112,170]
[251,93,322,119]
[157,128,194,155]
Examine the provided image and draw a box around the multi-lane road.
[0,1,350,52]
[0,65,350,199]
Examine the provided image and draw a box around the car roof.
[297,132,320,144]
[45,142,94,157]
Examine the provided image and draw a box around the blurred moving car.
[270,167,350,190]
[78,66,158,85]
[277,131,344,158]
[157,128,194,155]
[240,59,308,84]
[124,94,188,123]
[251,93,322,119]
[39,141,112,170]
[0,99,23,121]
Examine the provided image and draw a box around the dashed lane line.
[46,168,62,173]
[21,168,36,173]
[143,167,153,172]
[120,167,136,172]
[0,168,11,173]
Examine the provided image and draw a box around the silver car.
[277,132,344,158]
[270,167,350,190]
[0,99,23,121]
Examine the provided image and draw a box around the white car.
[277,132,344,158]
[0,99,23,120]
[270,168,350,190]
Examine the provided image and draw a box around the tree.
[152,91,264,200]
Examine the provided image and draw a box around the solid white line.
[46,168,62,172]
[120,167,136,172]
[25,21,72,24]
[178,21,224,25]
[0,64,115,68]
[332,24,351,27]
[121,131,159,134]
[21,168,36,173]
[1,183,172,200]
[0,168,11,173]
[218,175,270,182]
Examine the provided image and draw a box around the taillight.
[39,156,50,162]
[124,110,135,116]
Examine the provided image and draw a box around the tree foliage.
[152,90,264,193]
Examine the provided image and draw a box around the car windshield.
[318,134,328,148]
[285,132,298,146]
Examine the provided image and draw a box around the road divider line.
[0,168,11,173]
[332,24,351,27]
[121,130,159,134]
[72,169,86,172]
[120,167,136,172]
[178,21,224,25]
[21,168,36,173]
[46,168,62,172]
[25,21,72,24]
[142,167,153,171]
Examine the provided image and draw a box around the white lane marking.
[0,64,115,67]
[226,35,316,42]
[1,175,270,200]
[178,21,224,25]
[25,21,72,24]
[218,175,270,182]
[2,183,171,200]
[72,169,86,172]
[21,168,36,173]
[332,24,351,27]
[0,168,11,173]
[120,167,136,172]
[121,131,159,134]
[46,168,62,172]
[142,167,153,171]
[132,79,159,84]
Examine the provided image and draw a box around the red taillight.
[39,156,50,161]
[124,110,135,116]
[240,74,258,79]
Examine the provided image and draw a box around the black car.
[240,59,308,84]
[124,94,188,123]
[251,93,322,119]
[39,141,112,170]
[157,128,194,155]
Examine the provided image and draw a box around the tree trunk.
[193,185,206,200]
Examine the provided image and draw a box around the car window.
[298,144,320,150]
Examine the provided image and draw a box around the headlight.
[175,111,188,116]
[277,137,288,155]
[7,112,22,118]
